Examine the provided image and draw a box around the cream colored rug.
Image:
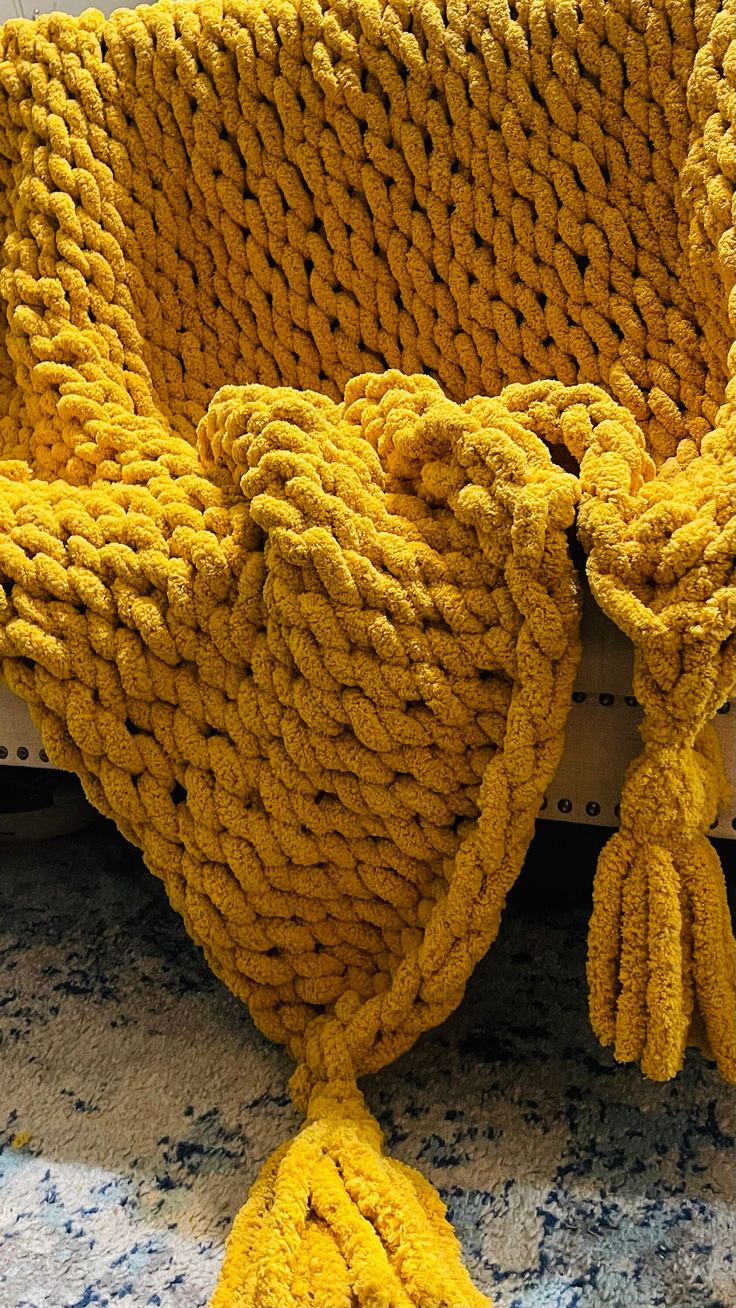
[1,820,734,1307]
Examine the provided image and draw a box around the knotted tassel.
[587,727,736,1082]
[210,1072,489,1307]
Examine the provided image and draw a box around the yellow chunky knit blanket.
[1,0,736,1300]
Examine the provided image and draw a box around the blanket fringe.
[588,732,736,1082]
[210,1077,489,1308]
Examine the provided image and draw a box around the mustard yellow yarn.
[0,0,736,1303]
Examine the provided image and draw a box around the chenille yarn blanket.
[1,0,736,1302]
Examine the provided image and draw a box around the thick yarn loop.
[1,0,736,1301]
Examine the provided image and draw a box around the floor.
[1,812,735,1307]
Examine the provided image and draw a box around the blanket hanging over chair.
[1,0,735,1301]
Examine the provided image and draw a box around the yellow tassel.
[588,731,736,1082]
[210,1078,489,1308]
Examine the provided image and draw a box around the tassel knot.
[588,729,736,1082]
[211,1057,489,1307]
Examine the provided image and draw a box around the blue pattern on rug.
[1,822,735,1307]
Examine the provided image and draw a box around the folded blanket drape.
[0,0,735,1302]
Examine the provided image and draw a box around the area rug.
[0,818,733,1307]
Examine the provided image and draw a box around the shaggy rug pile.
[1,816,734,1308]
